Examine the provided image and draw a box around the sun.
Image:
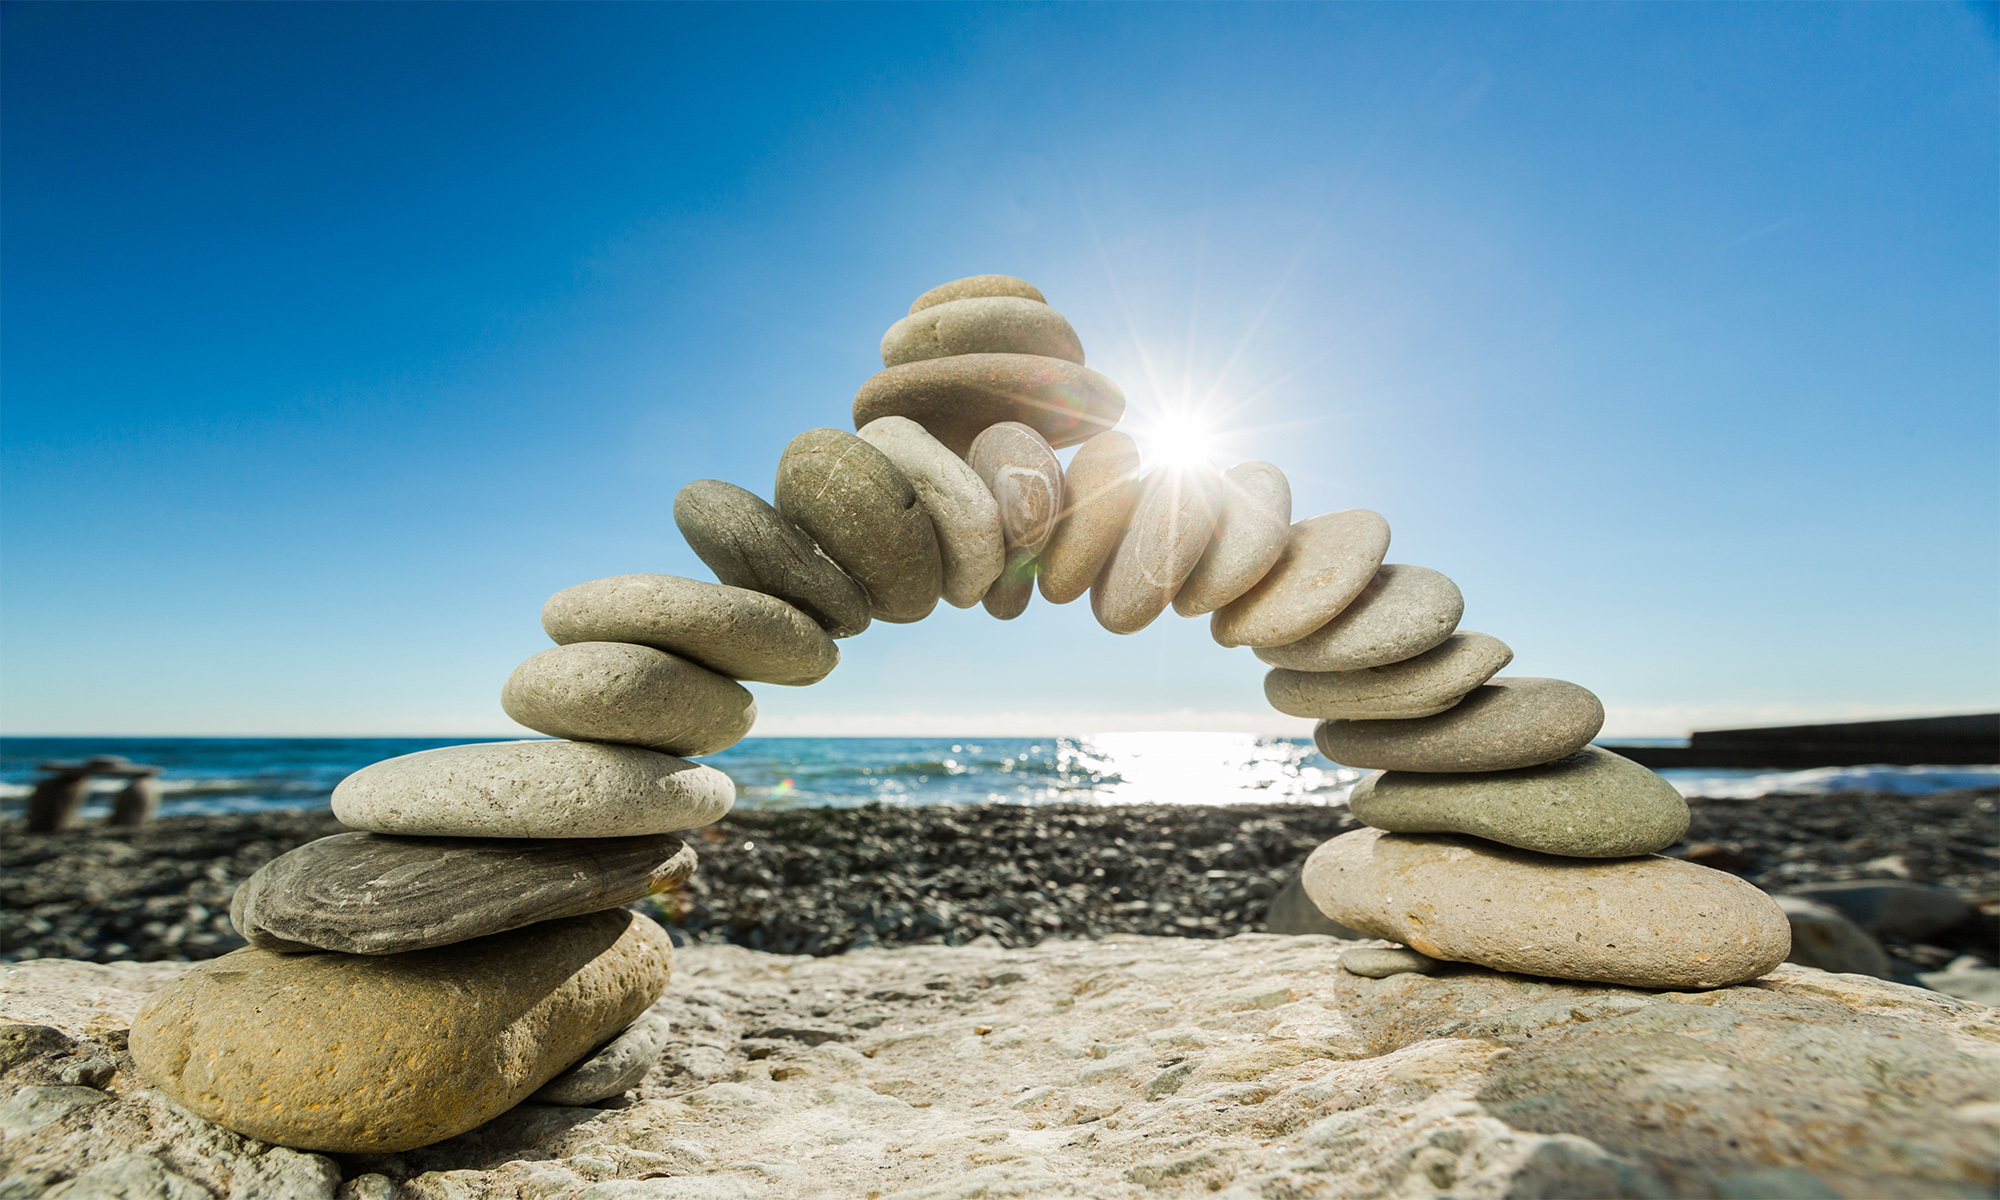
[1133,410,1220,468]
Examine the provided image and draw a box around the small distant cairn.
[128,273,1790,1155]
[25,755,162,831]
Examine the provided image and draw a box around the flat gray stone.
[333,740,734,838]
[775,428,942,624]
[503,642,756,757]
[231,832,697,955]
[858,416,1004,609]
[532,1011,673,1105]
[1211,510,1391,648]
[1092,464,1222,634]
[908,274,1046,314]
[1037,431,1140,605]
[882,296,1084,367]
[1775,895,1895,979]
[851,354,1126,458]
[1304,828,1792,989]
[1255,564,1464,672]
[1264,631,1513,719]
[1315,677,1605,772]
[1174,461,1291,617]
[1348,745,1691,858]
[1339,947,1442,978]
[542,574,837,687]
[674,479,872,639]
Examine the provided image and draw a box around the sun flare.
[1133,410,1221,468]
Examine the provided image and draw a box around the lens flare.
[1135,411,1219,468]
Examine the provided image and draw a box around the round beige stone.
[1255,564,1464,672]
[851,355,1126,457]
[332,739,734,838]
[858,416,1004,609]
[1264,631,1513,720]
[1037,432,1141,604]
[909,274,1046,314]
[672,479,872,639]
[1314,677,1605,772]
[542,574,838,687]
[882,297,1084,367]
[775,428,943,624]
[130,909,671,1153]
[1092,464,1222,634]
[502,642,756,757]
[1349,745,1691,858]
[1174,461,1292,617]
[968,421,1063,562]
[1210,510,1391,648]
[1302,828,1791,989]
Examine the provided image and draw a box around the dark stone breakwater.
[4,791,1995,974]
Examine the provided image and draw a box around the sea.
[4,735,1997,820]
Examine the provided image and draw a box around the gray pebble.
[502,642,756,758]
[674,480,872,639]
[776,428,943,624]
[858,416,1004,609]
[909,274,1046,314]
[1315,677,1605,773]
[1037,432,1141,605]
[1264,632,1513,719]
[532,1012,673,1106]
[1339,946,1442,978]
[1212,510,1391,648]
[1092,464,1222,634]
[1174,461,1291,617]
[882,296,1083,367]
[1255,564,1464,672]
[852,355,1126,458]
[542,574,837,687]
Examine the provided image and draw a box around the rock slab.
[229,831,696,955]
[1348,745,1690,858]
[541,574,838,687]
[129,909,672,1153]
[332,740,734,839]
[1315,676,1605,772]
[673,479,872,639]
[1304,827,1792,988]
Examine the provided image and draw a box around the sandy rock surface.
[7,934,1999,1199]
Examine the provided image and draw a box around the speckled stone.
[673,479,872,639]
[1315,677,1604,772]
[1339,946,1442,978]
[531,1011,673,1106]
[882,297,1084,367]
[908,274,1046,314]
[775,428,942,624]
[1303,828,1791,989]
[1263,632,1512,719]
[1348,746,1692,858]
[1255,564,1464,672]
[851,355,1126,457]
[230,832,696,955]
[130,909,671,1153]
[1092,464,1222,634]
[542,574,838,687]
[858,416,1004,609]
[502,642,756,757]
[1211,510,1391,648]
[1037,432,1141,605]
[332,740,733,838]
[1175,461,1292,617]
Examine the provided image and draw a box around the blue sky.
[3,3,1994,737]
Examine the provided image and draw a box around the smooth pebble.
[909,274,1045,314]
[857,416,1004,609]
[1037,432,1141,605]
[673,480,872,639]
[882,296,1083,367]
[775,428,943,624]
[531,1011,674,1106]
[1211,510,1391,648]
[1174,461,1292,617]
[1254,564,1464,672]
[852,354,1125,457]
[542,574,837,687]
[1092,464,1222,634]
[1339,946,1442,978]
[1264,631,1512,719]
[502,642,755,757]
[1315,677,1604,772]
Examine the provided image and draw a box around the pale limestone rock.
[1037,432,1141,605]
[1315,677,1605,772]
[1255,563,1465,671]
[882,296,1084,367]
[1091,464,1222,634]
[1264,631,1513,719]
[1211,509,1391,648]
[857,416,1004,609]
[1174,461,1292,617]
[541,574,838,686]
[502,642,756,757]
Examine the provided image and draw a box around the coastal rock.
[1211,509,1391,648]
[882,296,1084,367]
[1264,631,1513,720]
[332,740,733,838]
[1174,461,1292,617]
[1255,564,1464,671]
[909,273,1045,314]
[1775,895,1895,979]
[1339,946,1442,978]
[1347,746,1691,858]
[1091,464,1223,634]
[858,416,1004,609]
[775,428,943,624]
[130,909,671,1153]
[541,574,837,687]
[1921,956,2000,1007]
[1315,677,1606,772]
[673,479,872,639]
[1787,880,1976,942]
[530,1011,673,1106]
[1303,828,1792,988]
[502,642,756,758]
[229,831,696,955]
[851,354,1125,457]
[1036,431,1141,604]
